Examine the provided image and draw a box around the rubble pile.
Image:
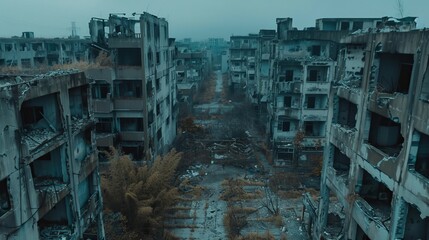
[39,225,72,240]
[34,178,68,193]
[22,128,58,151]
[33,69,80,80]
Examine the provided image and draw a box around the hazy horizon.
[1,0,428,41]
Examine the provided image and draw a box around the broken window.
[409,130,429,178]
[307,66,328,82]
[304,121,325,137]
[92,82,110,99]
[30,147,65,182]
[307,96,316,109]
[155,78,160,91]
[332,145,350,177]
[419,62,429,101]
[277,149,293,161]
[0,178,11,216]
[311,45,321,56]
[156,51,160,65]
[324,197,346,238]
[20,93,62,135]
[340,21,350,30]
[368,112,404,156]
[357,170,393,228]
[114,80,142,98]
[277,118,291,132]
[305,94,327,109]
[285,70,294,81]
[69,86,89,119]
[376,53,413,94]
[404,204,429,240]
[157,128,162,141]
[337,97,357,128]
[96,118,112,133]
[117,48,141,66]
[352,21,364,31]
[309,70,318,82]
[38,197,72,237]
[5,43,14,52]
[119,118,143,131]
[284,96,292,108]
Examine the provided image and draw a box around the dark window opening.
[352,21,364,31]
[119,118,143,131]
[311,45,321,56]
[156,103,161,116]
[412,131,429,178]
[285,70,294,81]
[404,204,429,240]
[368,112,404,156]
[30,148,64,183]
[69,86,89,119]
[337,97,357,128]
[304,121,324,137]
[21,106,44,126]
[377,53,413,94]
[156,51,160,65]
[278,120,290,132]
[155,78,160,91]
[38,197,72,230]
[157,128,162,141]
[0,178,11,216]
[95,118,112,133]
[307,96,316,109]
[332,145,350,177]
[340,22,350,30]
[277,150,293,161]
[284,96,292,108]
[92,83,110,99]
[117,48,141,66]
[114,80,142,98]
[20,94,62,132]
[357,170,393,227]
[309,70,318,82]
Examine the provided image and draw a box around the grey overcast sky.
[1,0,428,40]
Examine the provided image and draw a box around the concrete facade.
[87,13,177,162]
[268,20,349,167]
[310,31,429,239]
[0,71,105,240]
[228,34,258,95]
[0,33,89,68]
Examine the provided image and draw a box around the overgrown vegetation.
[101,147,182,239]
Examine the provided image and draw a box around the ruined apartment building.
[86,13,177,161]
[229,34,258,95]
[0,72,105,239]
[307,31,429,239]
[269,18,349,167]
[267,17,417,167]
[0,32,89,68]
